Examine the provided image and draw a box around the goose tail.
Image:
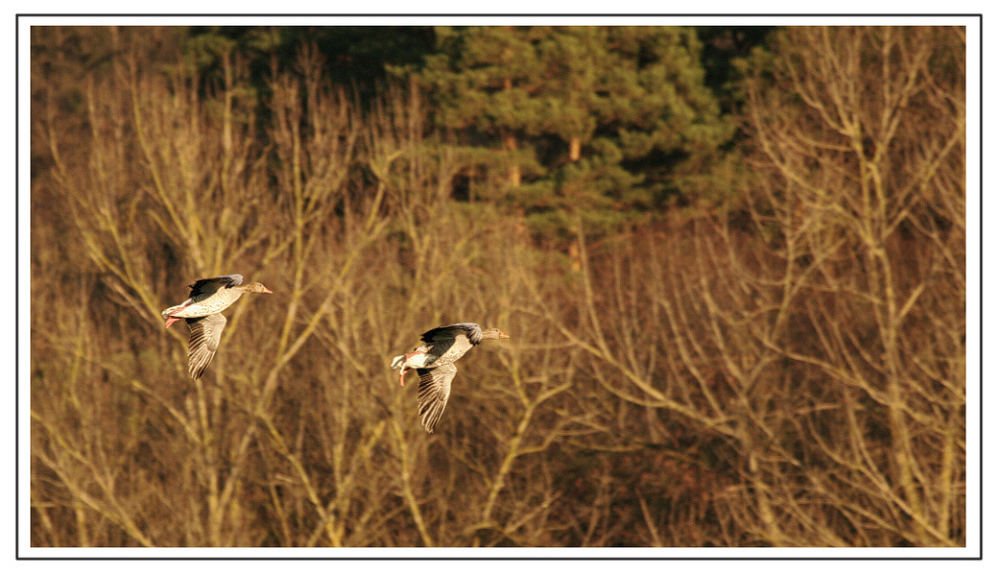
[390,355,405,370]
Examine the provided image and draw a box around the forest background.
[29,25,967,548]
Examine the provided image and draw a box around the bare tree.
[30,26,964,548]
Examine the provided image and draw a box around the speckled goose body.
[161,285,248,318]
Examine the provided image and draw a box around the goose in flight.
[161,274,272,379]
[391,322,509,433]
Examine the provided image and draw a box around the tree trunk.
[504,133,521,187]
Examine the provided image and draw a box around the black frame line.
[14,12,984,561]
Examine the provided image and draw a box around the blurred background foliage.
[30,25,965,548]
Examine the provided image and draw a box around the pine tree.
[412,26,734,238]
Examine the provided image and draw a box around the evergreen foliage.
[410,26,736,237]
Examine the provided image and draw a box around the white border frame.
[15,12,983,562]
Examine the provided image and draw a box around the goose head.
[244,282,273,294]
[482,327,510,341]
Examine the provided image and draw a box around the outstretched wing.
[420,323,483,345]
[416,362,458,433]
[186,313,228,379]
[187,274,244,300]
[418,323,481,365]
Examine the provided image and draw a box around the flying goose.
[161,274,272,379]
[391,322,509,433]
